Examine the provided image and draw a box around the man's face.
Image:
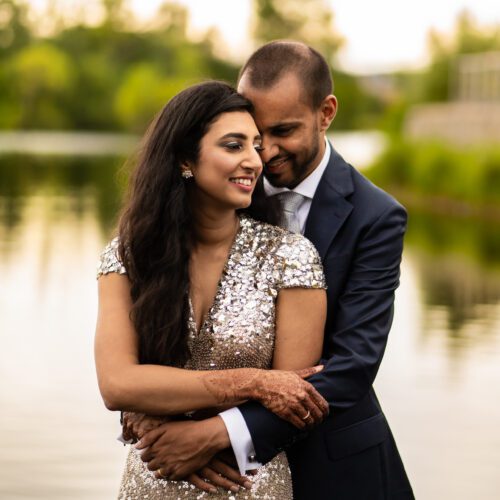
[238,72,326,189]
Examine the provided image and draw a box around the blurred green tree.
[0,0,241,131]
[9,43,75,128]
[0,0,388,132]
[0,0,31,57]
[251,0,343,63]
[114,63,189,132]
[101,0,128,29]
[332,71,385,130]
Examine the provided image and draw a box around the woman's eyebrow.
[220,132,262,141]
[220,132,247,140]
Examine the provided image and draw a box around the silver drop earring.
[182,169,193,179]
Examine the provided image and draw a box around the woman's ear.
[181,161,194,180]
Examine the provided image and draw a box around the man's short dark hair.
[238,40,333,109]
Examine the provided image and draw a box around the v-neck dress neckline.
[188,215,245,336]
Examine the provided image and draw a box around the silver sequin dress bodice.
[97,215,326,499]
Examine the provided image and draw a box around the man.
[133,41,414,499]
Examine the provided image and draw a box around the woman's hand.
[200,365,328,429]
[122,412,168,442]
[251,366,329,429]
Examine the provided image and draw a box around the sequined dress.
[97,214,326,499]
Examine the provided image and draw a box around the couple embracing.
[95,41,414,499]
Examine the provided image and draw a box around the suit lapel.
[304,145,354,259]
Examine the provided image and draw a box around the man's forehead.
[239,72,307,102]
[238,77,309,126]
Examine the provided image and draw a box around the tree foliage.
[251,0,343,63]
[9,43,75,128]
[0,0,31,57]
[0,0,240,131]
[0,0,387,132]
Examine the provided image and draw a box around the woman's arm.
[243,287,327,428]
[95,274,326,423]
[273,287,326,370]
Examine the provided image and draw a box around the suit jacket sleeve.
[239,202,407,464]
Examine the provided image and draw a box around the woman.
[95,81,328,498]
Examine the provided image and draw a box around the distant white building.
[454,51,500,102]
[405,51,500,144]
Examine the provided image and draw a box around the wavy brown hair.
[117,81,278,367]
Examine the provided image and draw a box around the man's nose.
[259,138,279,164]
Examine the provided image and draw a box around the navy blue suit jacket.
[240,146,414,499]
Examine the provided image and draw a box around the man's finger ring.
[301,410,311,420]
[157,468,168,479]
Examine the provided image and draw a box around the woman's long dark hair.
[117,81,278,366]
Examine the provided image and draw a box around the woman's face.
[188,111,263,210]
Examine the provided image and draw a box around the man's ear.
[319,95,337,131]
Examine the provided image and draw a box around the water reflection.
[406,210,500,270]
[1,156,499,499]
[0,154,127,244]
[402,210,500,367]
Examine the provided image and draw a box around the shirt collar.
[263,138,331,199]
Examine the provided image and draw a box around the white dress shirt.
[219,140,331,474]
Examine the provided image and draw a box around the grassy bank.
[365,140,500,217]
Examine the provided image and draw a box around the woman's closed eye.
[223,141,244,151]
[223,141,264,153]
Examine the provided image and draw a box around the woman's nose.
[246,147,264,170]
[240,145,263,172]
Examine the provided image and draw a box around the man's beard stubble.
[264,126,321,190]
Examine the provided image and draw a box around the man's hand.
[136,416,230,481]
[188,452,254,494]
[122,412,166,443]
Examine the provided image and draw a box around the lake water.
[0,147,499,499]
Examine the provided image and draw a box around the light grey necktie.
[275,191,305,233]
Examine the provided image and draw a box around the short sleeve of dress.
[276,233,326,290]
[96,237,127,279]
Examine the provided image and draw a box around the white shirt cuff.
[219,407,262,475]
[117,432,133,445]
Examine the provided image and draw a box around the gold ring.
[301,410,311,420]
[158,468,168,479]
